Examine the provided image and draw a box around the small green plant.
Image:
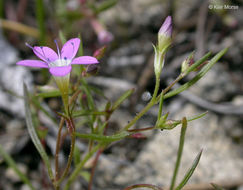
[0,15,228,190]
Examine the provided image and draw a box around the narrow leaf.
[175,150,203,190]
[185,52,211,74]
[170,118,187,190]
[157,48,228,101]
[0,144,35,190]
[75,131,130,142]
[95,0,118,14]
[23,84,54,181]
[211,183,226,190]
[74,146,81,167]
[111,89,134,111]
[37,90,61,98]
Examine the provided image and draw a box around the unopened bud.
[154,16,173,77]
[93,45,107,60]
[162,119,180,130]
[158,16,172,52]
[91,19,114,45]
[181,52,194,74]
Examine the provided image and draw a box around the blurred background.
[0,0,242,189]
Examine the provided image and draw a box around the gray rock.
[0,31,33,117]
[174,0,202,25]
[5,163,27,183]
[0,66,33,117]
[0,29,18,69]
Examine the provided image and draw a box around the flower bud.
[181,52,194,74]
[158,16,172,52]
[162,119,180,130]
[93,45,107,60]
[154,16,173,77]
[153,45,165,78]
[91,19,113,45]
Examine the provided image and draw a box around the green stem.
[124,99,154,131]
[57,123,76,186]
[152,76,160,101]
[170,118,187,190]
[157,90,164,122]
[123,75,160,131]
[64,144,103,189]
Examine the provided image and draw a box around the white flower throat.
[48,58,71,67]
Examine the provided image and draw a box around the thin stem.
[157,90,164,122]
[123,75,160,131]
[57,118,76,186]
[87,112,111,190]
[124,100,154,131]
[54,117,65,189]
[170,118,187,190]
[163,74,184,95]
[64,144,103,190]
[88,149,104,190]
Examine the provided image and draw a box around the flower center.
[49,58,71,67]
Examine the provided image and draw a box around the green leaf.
[111,89,134,111]
[158,48,228,101]
[94,0,118,14]
[0,144,36,190]
[23,84,54,181]
[31,95,57,123]
[80,78,95,110]
[166,111,208,127]
[170,118,188,190]
[175,150,203,190]
[211,183,226,190]
[36,90,61,98]
[80,171,90,182]
[75,131,130,142]
[74,145,81,167]
[185,52,211,74]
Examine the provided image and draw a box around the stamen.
[25,42,33,50]
[54,40,61,59]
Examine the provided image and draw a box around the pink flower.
[17,38,99,77]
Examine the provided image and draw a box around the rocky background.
[0,0,243,190]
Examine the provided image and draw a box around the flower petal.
[61,38,80,60]
[49,66,72,77]
[16,60,48,68]
[71,56,99,65]
[33,46,58,63]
